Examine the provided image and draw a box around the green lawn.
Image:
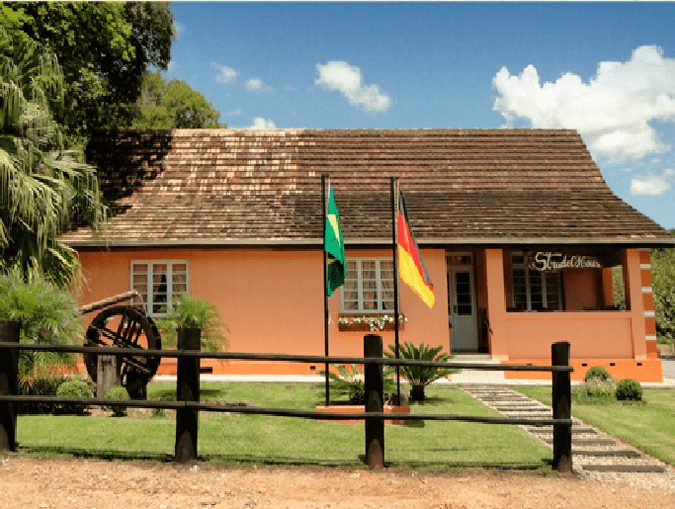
[514,385,675,466]
[16,382,553,470]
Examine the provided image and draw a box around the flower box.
[337,313,406,332]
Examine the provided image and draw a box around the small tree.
[385,342,455,401]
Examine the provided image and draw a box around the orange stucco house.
[61,129,675,382]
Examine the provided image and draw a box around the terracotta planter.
[315,404,411,425]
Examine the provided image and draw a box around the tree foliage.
[132,71,223,129]
[5,1,175,142]
[652,238,675,344]
[1,25,106,285]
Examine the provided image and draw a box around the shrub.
[104,386,130,417]
[55,379,93,414]
[385,342,456,401]
[0,270,82,391]
[18,375,68,414]
[319,364,396,405]
[616,379,643,401]
[572,377,617,404]
[584,366,612,382]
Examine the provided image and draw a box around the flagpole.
[322,173,330,406]
[391,177,401,405]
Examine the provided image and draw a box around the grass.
[514,385,675,466]
[16,382,554,470]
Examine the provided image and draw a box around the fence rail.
[0,326,573,471]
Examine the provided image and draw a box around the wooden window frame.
[340,258,395,314]
[510,252,562,311]
[130,260,189,318]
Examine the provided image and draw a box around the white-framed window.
[511,252,562,311]
[341,258,395,313]
[130,261,189,317]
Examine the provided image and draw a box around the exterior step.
[573,450,642,458]
[582,464,666,473]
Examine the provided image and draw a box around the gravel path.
[462,385,675,494]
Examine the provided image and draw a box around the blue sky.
[165,2,675,230]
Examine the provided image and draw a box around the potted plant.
[156,295,229,352]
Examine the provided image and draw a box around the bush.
[18,375,68,414]
[584,366,612,382]
[318,364,397,405]
[55,379,94,414]
[385,342,456,401]
[104,386,130,417]
[572,378,617,404]
[616,379,643,401]
[0,270,82,391]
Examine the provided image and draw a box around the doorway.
[447,252,478,352]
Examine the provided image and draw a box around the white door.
[448,267,478,351]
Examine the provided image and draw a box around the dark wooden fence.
[0,325,573,470]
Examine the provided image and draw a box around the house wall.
[76,247,449,376]
[75,246,661,382]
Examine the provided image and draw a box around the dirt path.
[2,455,675,509]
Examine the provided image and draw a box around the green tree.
[1,26,106,285]
[652,237,675,344]
[5,1,175,143]
[132,71,223,129]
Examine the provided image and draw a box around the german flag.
[397,191,435,308]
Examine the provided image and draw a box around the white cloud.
[315,61,391,113]
[247,117,277,129]
[212,63,238,84]
[493,45,675,161]
[246,78,273,93]
[630,169,675,195]
[174,22,185,36]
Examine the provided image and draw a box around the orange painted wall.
[77,247,449,370]
[506,312,634,359]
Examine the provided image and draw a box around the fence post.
[0,321,20,452]
[551,341,572,473]
[175,328,201,463]
[364,334,384,469]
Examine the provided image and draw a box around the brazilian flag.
[325,185,346,297]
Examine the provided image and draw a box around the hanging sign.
[529,251,602,272]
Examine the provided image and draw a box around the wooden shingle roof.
[60,128,674,247]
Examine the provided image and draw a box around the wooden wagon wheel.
[84,306,162,398]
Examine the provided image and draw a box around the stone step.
[572,450,642,458]
[582,464,667,473]
[544,438,616,446]
[495,407,550,412]
[528,427,597,435]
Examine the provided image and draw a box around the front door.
[448,266,478,352]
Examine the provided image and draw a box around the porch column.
[622,248,648,359]
[485,249,509,361]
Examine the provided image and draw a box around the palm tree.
[1,27,106,286]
